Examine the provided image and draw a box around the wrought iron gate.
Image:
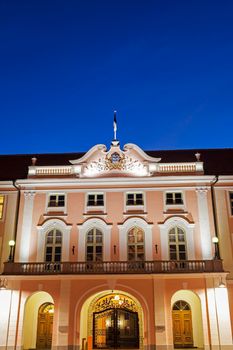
[93,308,139,349]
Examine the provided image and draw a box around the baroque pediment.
[69,142,161,177]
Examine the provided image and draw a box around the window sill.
[83,211,107,216]
[86,205,104,211]
[46,206,66,213]
[124,210,147,215]
[126,205,145,212]
[163,209,187,215]
[165,204,185,211]
[44,212,67,216]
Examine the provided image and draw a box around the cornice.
[0,181,17,190]
[15,175,216,189]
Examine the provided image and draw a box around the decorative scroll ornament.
[94,293,138,312]
[70,142,161,177]
[84,152,148,176]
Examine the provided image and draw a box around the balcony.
[3,259,223,275]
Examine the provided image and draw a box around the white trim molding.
[77,218,112,261]
[15,175,215,189]
[158,216,195,260]
[37,219,72,262]
[118,217,153,261]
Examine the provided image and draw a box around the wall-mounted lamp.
[8,240,15,262]
[212,236,220,259]
[114,245,116,255]
[72,246,75,255]
[155,244,158,254]
[0,278,7,290]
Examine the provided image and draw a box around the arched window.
[173,300,191,311]
[86,228,103,262]
[45,229,62,262]
[169,227,186,260]
[128,227,145,261]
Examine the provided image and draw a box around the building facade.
[0,140,233,350]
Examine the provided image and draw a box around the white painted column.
[196,188,212,259]
[18,191,35,262]
[6,289,20,349]
[206,277,220,349]
[16,292,27,350]
[205,277,233,349]
[214,283,233,349]
[199,290,211,350]
[0,289,12,349]
[1,192,18,271]
[214,189,233,275]
[57,280,71,348]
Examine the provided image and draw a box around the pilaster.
[196,187,212,259]
[205,277,233,349]
[57,280,71,349]
[18,191,35,262]
[153,278,172,350]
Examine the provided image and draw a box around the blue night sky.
[1,0,233,154]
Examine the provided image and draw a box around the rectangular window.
[48,194,65,207]
[0,196,4,219]
[166,192,183,205]
[126,193,144,206]
[87,194,104,206]
[230,192,233,215]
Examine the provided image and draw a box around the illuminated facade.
[0,139,233,350]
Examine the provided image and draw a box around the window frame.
[168,226,187,261]
[125,192,145,212]
[86,228,103,262]
[46,193,66,213]
[44,228,62,263]
[164,191,185,210]
[127,227,145,262]
[85,192,105,213]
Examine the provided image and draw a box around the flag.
[113,111,117,139]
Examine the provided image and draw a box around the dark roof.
[0,148,233,181]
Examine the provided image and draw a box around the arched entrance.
[171,290,204,349]
[79,291,143,350]
[36,303,54,349]
[172,300,193,348]
[93,293,139,348]
[22,291,54,350]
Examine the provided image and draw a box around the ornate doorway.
[92,293,140,349]
[36,303,54,349]
[172,300,193,348]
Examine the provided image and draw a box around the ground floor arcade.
[0,274,232,350]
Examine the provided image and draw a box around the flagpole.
[113,110,117,141]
